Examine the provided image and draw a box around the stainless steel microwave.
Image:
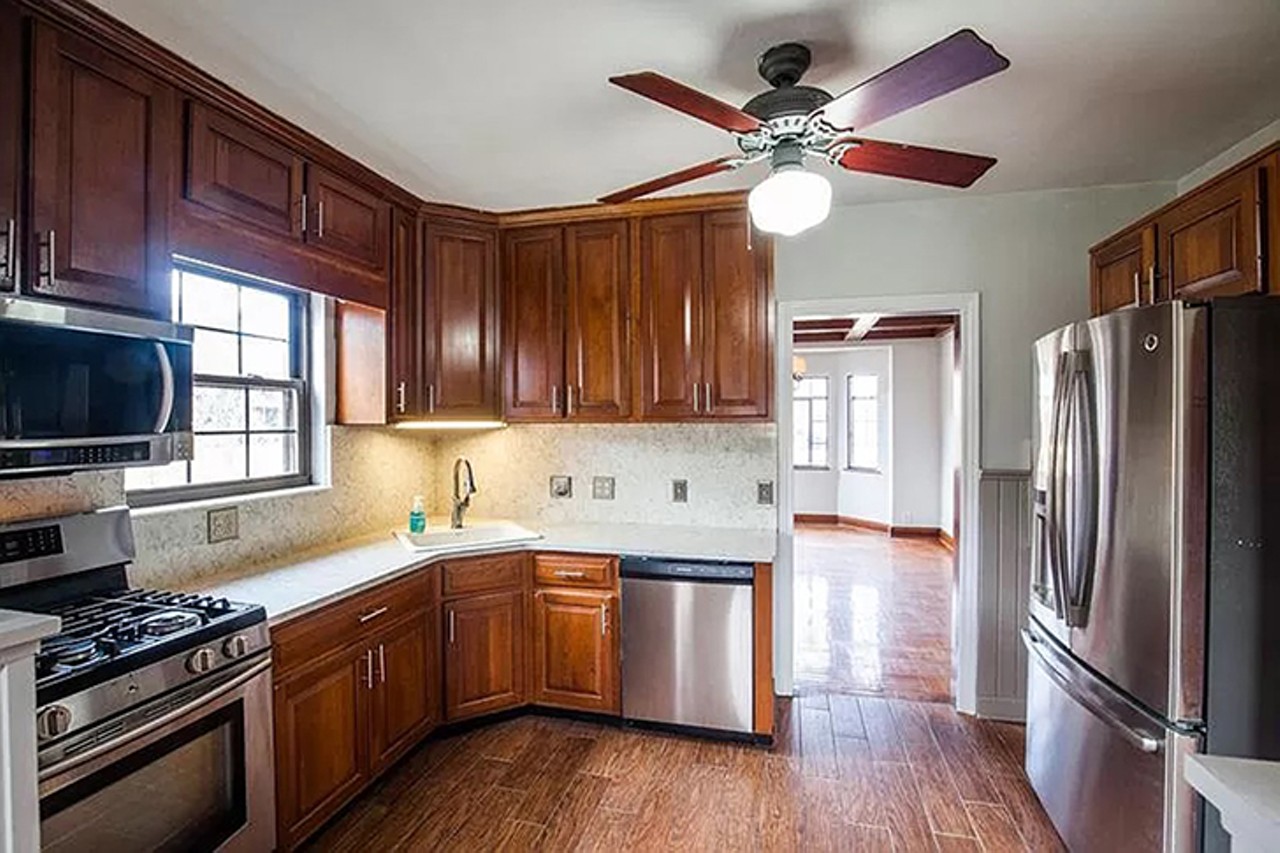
[0,297,193,476]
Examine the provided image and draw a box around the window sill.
[130,483,332,517]
[793,466,832,472]
[845,467,883,475]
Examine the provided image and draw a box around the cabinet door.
[186,101,304,241]
[423,219,499,417]
[502,226,564,421]
[305,164,390,273]
[566,220,631,420]
[702,210,771,419]
[1090,224,1156,315]
[28,22,175,317]
[640,213,703,419]
[443,591,525,720]
[274,647,370,848]
[0,1,19,292]
[387,207,423,420]
[370,611,437,773]
[1157,166,1262,300]
[532,589,618,713]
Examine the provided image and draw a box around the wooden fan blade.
[610,72,762,133]
[838,139,997,187]
[817,29,1009,132]
[598,156,740,204]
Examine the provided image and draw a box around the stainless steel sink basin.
[394,522,541,554]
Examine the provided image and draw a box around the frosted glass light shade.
[748,166,832,236]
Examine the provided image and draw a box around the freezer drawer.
[1024,624,1200,853]
[621,571,753,734]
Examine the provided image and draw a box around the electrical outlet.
[671,479,688,503]
[549,475,573,499]
[207,506,239,544]
[592,476,615,500]
[757,480,775,506]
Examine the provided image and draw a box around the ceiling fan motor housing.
[743,42,832,120]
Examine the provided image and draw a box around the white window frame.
[847,373,881,473]
[792,375,830,469]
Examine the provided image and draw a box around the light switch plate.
[592,476,615,500]
[207,506,239,543]
[672,479,688,503]
[757,480,775,506]
[549,475,573,499]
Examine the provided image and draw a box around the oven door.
[38,657,274,853]
[0,298,193,475]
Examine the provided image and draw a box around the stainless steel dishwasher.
[620,556,754,735]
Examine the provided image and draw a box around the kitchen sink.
[394,522,541,554]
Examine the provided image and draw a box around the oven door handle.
[153,342,175,433]
[40,656,271,782]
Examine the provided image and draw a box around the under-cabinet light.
[393,420,507,431]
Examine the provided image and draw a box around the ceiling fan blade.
[816,29,1009,132]
[838,139,997,188]
[610,72,762,133]
[598,156,741,204]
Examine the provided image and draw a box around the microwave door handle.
[152,342,175,433]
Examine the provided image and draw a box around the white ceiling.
[90,0,1280,210]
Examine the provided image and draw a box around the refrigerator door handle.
[1023,629,1162,754]
[1063,352,1099,627]
[1047,352,1073,621]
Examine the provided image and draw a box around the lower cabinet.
[443,590,526,720]
[532,588,619,713]
[369,610,439,769]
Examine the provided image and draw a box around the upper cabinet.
[28,22,176,318]
[387,207,421,421]
[502,220,631,422]
[1091,147,1277,315]
[305,164,389,271]
[640,209,772,421]
[0,1,20,294]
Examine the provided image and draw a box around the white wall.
[777,182,1175,470]
[938,329,959,537]
[1177,117,1280,195]
[889,340,942,528]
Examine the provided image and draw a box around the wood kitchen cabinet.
[502,220,631,421]
[1090,224,1156,315]
[306,164,389,272]
[420,217,500,418]
[443,590,526,720]
[640,209,772,420]
[1156,165,1263,301]
[0,0,19,293]
[531,588,619,713]
[369,610,439,771]
[28,21,176,318]
[387,206,422,420]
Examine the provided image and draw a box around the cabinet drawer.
[534,553,617,589]
[441,552,527,597]
[274,568,434,677]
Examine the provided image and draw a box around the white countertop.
[1185,755,1280,852]
[0,609,60,653]
[185,520,777,625]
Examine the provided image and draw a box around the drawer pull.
[358,606,388,624]
[554,570,587,579]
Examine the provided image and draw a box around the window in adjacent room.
[793,375,829,468]
[847,373,880,471]
[126,263,311,505]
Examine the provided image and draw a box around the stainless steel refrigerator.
[1027,298,1280,853]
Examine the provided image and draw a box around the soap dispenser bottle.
[408,495,426,534]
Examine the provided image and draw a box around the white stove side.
[0,610,60,853]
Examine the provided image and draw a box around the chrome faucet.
[451,457,477,529]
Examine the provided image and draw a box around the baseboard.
[938,529,956,551]
[889,525,943,539]
[975,696,1027,722]
[838,515,890,533]
[794,513,838,525]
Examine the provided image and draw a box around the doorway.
[774,294,981,713]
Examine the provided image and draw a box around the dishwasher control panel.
[619,557,754,583]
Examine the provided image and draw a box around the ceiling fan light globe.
[748,166,832,237]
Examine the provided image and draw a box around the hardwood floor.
[794,524,953,702]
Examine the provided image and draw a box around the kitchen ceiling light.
[748,164,832,237]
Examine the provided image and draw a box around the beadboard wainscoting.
[977,470,1032,720]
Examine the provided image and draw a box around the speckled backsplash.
[429,423,778,530]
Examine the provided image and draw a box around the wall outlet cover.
[207,506,240,544]
[757,480,775,506]
[549,475,573,499]
[592,476,615,500]
[671,479,688,503]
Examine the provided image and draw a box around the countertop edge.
[1185,755,1280,837]
[0,609,62,653]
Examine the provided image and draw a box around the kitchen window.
[847,374,880,471]
[126,264,311,504]
[793,375,829,468]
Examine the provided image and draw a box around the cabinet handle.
[358,606,388,624]
[364,649,374,689]
[317,200,325,238]
[396,381,407,413]
[551,384,559,415]
[705,382,713,414]
[601,602,608,636]
[39,230,55,286]
[1147,265,1157,304]
[428,384,436,413]
[300,193,308,235]
[1132,270,1141,306]
[377,643,386,684]
[566,384,574,417]
[0,218,13,283]
[554,570,586,579]
[693,382,700,414]
[448,610,456,644]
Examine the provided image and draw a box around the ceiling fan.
[600,29,1010,236]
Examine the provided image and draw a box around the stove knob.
[223,635,250,659]
[186,647,217,675]
[37,705,72,740]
